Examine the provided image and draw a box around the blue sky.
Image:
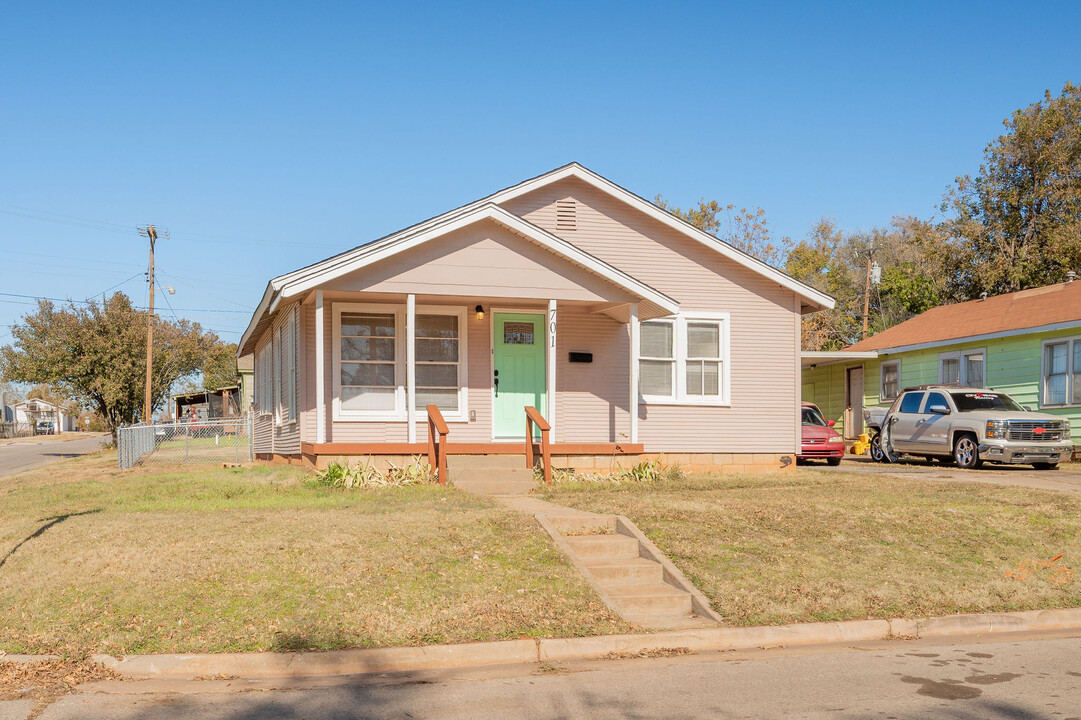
[1,1,1079,347]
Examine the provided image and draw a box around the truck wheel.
[953,433,982,469]
[1032,462,1058,471]
[869,432,884,462]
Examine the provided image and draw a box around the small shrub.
[542,457,684,485]
[313,456,435,489]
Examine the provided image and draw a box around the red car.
[798,402,845,466]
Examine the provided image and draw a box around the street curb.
[85,607,1081,680]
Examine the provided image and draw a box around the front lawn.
[539,470,1081,626]
[0,453,627,657]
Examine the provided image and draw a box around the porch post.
[315,290,326,444]
[547,299,557,442]
[406,293,417,444]
[629,303,639,444]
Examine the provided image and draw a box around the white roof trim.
[239,202,678,353]
[484,164,835,311]
[240,162,835,353]
[801,350,878,368]
[867,320,1081,356]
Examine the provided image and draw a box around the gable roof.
[239,201,679,354]
[847,280,1081,353]
[239,163,835,355]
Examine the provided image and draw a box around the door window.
[924,391,949,412]
[898,392,925,414]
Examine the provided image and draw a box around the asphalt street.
[26,631,1081,719]
[0,433,106,478]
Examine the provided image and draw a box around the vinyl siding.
[501,177,800,453]
[321,220,636,304]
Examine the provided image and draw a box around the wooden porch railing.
[524,405,552,485]
[426,404,449,486]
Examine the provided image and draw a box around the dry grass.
[540,470,1081,626]
[0,451,628,657]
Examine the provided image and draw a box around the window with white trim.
[639,320,675,396]
[1043,337,1081,407]
[880,360,900,401]
[277,306,298,423]
[415,313,460,412]
[256,340,273,414]
[340,311,397,413]
[333,303,468,420]
[938,349,985,387]
[638,314,729,404]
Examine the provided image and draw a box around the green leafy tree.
[655,196,792,267]
[943,82,1081,296]
[0,293,233,436]
[787,217,952,349]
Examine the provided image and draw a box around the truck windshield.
[950,391,1025,412]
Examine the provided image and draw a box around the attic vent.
[555,199,577,231]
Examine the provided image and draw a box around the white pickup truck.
[862,385,1073,469]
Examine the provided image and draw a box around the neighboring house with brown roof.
[801,276,1081,451]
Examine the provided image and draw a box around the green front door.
[493,313,546,439]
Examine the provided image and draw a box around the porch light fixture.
[475,305,484,320]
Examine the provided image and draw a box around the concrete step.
[547,514,617,535]
[453,477,537,496]
[586,557,663,585]
[605,583,693,616]
[450,467,534,482]
[447,455,526,471]
[563,534,640,560]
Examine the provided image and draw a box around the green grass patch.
[540,470,1081,626]
[0,452,627,657]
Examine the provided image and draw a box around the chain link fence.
[117,416,253,469]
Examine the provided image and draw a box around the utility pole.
[139,225,159,424]
[861,253,871,340]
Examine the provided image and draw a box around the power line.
[0,248,143,270]
[156,269,254,309]
[0,291,251,313]
[93,272,145,298]
[0,201,339,249]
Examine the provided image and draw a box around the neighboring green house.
[802,277,1081,454]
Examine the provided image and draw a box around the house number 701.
[549,308,557,348]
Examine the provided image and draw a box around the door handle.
[494,369,499,398]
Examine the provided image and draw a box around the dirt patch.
[0,658,124,717]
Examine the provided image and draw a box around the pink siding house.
[238,164,834,473]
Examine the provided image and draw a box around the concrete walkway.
[494,495,718,629]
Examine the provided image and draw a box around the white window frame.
[880,359,901,402]
[638,318,676,399]
[938,348,986,387]
[276,306,298,425]
[332,302,469,422]
[638,312,731,407]
[256,339,273,415]
[1041,335,1081,408]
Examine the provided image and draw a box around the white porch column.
[547,299,557,441]
[406,293,417,444]
[315,290,326,444]
[629,303,639,444]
